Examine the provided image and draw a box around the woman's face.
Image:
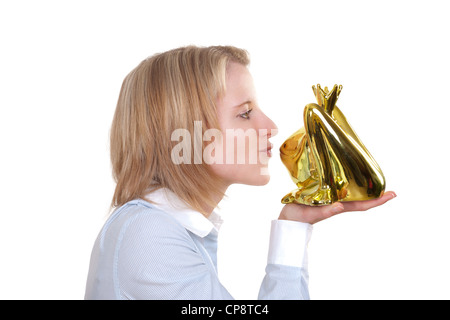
[209,62,278,187]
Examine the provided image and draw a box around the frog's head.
[279,128,305,166]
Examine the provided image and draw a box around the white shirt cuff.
[267,219,313,268]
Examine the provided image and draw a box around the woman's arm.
[258,191,396,300]
[258,220,312,299]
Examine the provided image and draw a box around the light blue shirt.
[85,189,312,300]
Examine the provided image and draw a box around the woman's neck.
[202,183,230,217]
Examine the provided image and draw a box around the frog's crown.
[312,84,342,114]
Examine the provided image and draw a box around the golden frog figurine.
[280,84,386,206]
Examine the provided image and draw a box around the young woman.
[84,45,395,299]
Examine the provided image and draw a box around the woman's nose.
[262,112,278,137]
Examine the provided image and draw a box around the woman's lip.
[259,143,273,151]
[260,143,274,156]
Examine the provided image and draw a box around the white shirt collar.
[144,188,223,238]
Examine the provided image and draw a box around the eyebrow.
[233,100,252,108]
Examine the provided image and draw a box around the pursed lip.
[259,142,274,156]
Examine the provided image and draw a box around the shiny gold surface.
[280,84,385,205]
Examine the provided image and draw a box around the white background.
[1,0,449,299]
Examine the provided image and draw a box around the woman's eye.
[238,109,252,120]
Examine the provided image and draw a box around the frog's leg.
[300,103,350,205]
[281,103,344,206]
[301,103,385,205]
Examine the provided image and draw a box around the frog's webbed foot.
[281,175,347,206]
[281,185,334,206]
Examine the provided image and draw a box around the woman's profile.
[84,45,395,299]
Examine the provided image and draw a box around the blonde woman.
[84,46,395,300]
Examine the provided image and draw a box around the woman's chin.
[243,171,271,186]
[211,164,271,186]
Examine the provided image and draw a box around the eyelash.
[238,109,253,120]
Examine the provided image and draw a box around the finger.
[342,192,395,212]
[341,191,396,212]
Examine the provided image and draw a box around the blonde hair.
[110,45,250,215]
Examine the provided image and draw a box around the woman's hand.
[278,191,397,224]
